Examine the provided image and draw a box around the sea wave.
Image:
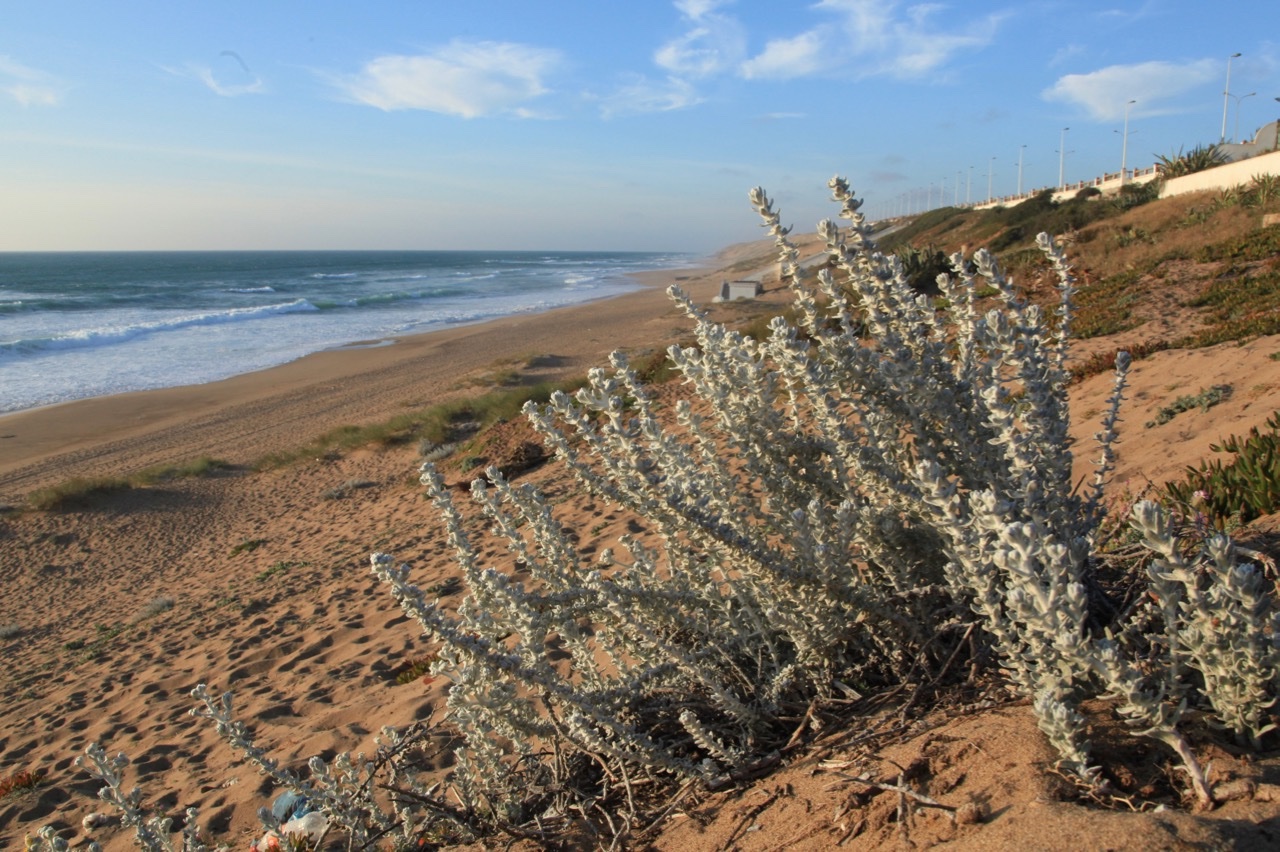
[0,291,71,313]
[0,299,319,359]
[227,286,276,293]
[309,286,461,310]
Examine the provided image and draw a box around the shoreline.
[0,244,785,502]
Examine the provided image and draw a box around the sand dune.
[3,233,1280,850]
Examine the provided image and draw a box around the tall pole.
[987,156,996,203]
[1058,127,1069,189]
[955,170,961,205]
[1234,92,1257,144]
[1222,52,1241,144]
[1017,144,1027,195]
[1120,99,1136,185]
[940,176,947,208]
[967,166,973,204]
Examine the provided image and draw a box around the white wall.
[1160,149,1280,198]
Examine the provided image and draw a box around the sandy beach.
[0,238,804,848]
[4,232,1280,851]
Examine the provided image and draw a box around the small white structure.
[717,279,762,301]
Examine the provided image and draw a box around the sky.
[2,0,1278,252]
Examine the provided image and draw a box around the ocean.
[0,250,693,415]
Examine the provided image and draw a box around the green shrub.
[1145,385,1233,427]
[877,205,969,251]
[393,653,440,685]
[134,456,230,483]
[257,561,307,582]
[25,456,230,510]
[229,538,267,556]
[26,476,132,511]
[1247,173,1280,208]
[1072,270,1144,338]
[1112,178,1163,211]
[997,188,1057,227]
[1156,144,1229,178]
[893,244,952,294]
[1166,410,1280,525]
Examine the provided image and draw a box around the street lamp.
[1232,91,1256,144]
[1058,127,1070,190]
[1120,99,1136,185]
[1017,144,1027,195]
[1221,52,1241,144]
[967,166,973,205]
[955,170,962,205]
[987,157,996,203]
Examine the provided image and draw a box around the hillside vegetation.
[14,178,1280,852]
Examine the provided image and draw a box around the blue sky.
[2,1,1277,252]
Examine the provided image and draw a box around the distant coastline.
[0,248,745,499]
[0,249,697,416]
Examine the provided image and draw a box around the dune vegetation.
[25,176,1280,851]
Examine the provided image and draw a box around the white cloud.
[1042,60,1218,121]
[655,4,746,78]
[1049,44,1085,68]
[1097,1,1161,24]
[0,55,63,106]
[674,0,735,20]
[335,40,561,118]
[740,30,827,80]
[748,0,1001,81]
[599,75,701,118]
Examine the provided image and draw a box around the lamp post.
[987,156,996,203]
[967,166,973,204]
[1119,99,1136,185]
[1057,127,1070,190]
[1017,144,1027,195]
[955,170,962,205]
[1221,52,1241,144]
[1232,91,1256,144]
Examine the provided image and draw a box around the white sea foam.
[0,299,318,358]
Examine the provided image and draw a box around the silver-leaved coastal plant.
[38,179,1280,850]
